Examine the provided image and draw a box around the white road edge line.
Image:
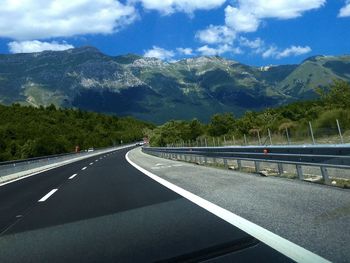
[89,162,93,165]
[69,173,77,179]
[38,189,58,202]
[125,151,330,263]
[81,167,87,170]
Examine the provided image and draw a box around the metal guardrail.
[0,144,136,178]
[142,144,350,184]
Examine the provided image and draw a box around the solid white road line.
[125,151,330,263]
[81,167,87,170]
[38,189,58,202]
[69,173,77,179]
[89,162,93,165]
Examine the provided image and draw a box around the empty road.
[0,147,322,262]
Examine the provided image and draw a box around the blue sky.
[0,0,349,66]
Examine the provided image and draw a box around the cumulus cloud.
[176,47,193,55]
[134,0,226,14]
[239,37,264,49]
[262,45,311,59]
[339,1,350,17]
[8,40,74,53]
[195,25,236,44]
[224,6,260,33]
[0,0,138,40]
[144,46,175,60]
[197,44,242,56]
[224,0,325,33]
[195,0,322,56]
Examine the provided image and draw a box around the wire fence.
[167,119,349,147]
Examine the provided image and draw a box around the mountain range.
[0,46,349,123]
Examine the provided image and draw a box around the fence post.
[233,135,236,145]
[244,134,248,145]
[336,119,344,144]
[285,128,291,145]
[309,121,316,145]
[213,138,216,147]
[257,130,262,145]
[268,129,273,145]
[320,166,330,185]
[205,138,208,147]
[224,136,226,146]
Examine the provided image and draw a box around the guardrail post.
[296,165,303,180]
[184,155,187,162]
[204,156,208,164]
[237,160,242,171]
[277,163,284,175]
[320,167,330,184]
[254,161,260,173]
[223,158,228,169]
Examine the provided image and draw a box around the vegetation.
[0,104,154,161]
[148,80,350,146]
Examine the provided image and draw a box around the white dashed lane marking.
[69,174,77,179]
[38,189,58,202]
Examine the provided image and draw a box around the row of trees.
[0,104,154,161]
[148,80,350,146]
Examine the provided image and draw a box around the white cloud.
[262,45,311,59]
[339,1,350,17]
[234,0,326,19]
[197,44,242,56]
[224,1,325,32]
[224,6,260,32]
[8,40,74,53]
[0,0,138,40]
[134,0,226,14]
[176,47,193,55]
[239,37,264,49]
[195,25,236,44]
[144,46,175,60]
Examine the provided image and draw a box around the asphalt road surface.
[0,147,295,262]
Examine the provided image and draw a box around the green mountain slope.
[0,47,349,123]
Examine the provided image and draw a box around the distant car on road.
[87,148,94,152]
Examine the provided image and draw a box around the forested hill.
[0,104,153,161]
[148,81,350,146]
[0,47,349,123]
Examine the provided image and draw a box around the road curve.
[0,147,294,262]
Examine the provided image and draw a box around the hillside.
[0,104,153,161]
[0,47,349,123]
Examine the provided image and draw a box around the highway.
[0,146,298,262]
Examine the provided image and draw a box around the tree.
[208,113,235,136]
